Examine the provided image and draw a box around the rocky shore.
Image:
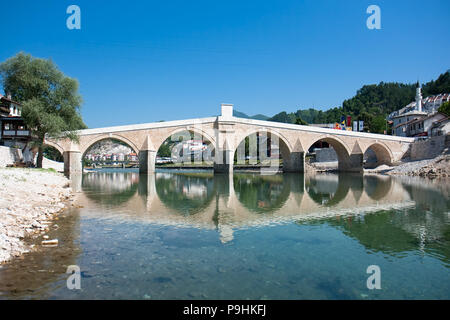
[387,154,450,178]
[0,168,73,264]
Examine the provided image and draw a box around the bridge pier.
[339,153,364,172]
[283,151,305,173]
[139,150,157,174]
[213,149,234,173]
[63,151,82,177]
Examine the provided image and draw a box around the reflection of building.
[0,93,31,147]
[182,184,207,198]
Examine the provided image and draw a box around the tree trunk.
[36,137,44,168]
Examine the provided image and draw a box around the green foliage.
[43,145,64,162]
[422,71,450,96]
[157,142,172,157]
[438,101,450,116]
[267,71,450,134]
[268,111,296,124]
[294,117,308,125]
[0,52,86,167]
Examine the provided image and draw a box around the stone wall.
[410,135,448,160]
[315,148,338,162]
[0,146,22,168]
[0,146,64,171]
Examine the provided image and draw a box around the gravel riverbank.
[387,154,450,178]
[0,168,73,264]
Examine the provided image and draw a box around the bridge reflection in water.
[74,171,420,244]
[1,170,449,299]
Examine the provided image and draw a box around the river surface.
[0,169,449,299]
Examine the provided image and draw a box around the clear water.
[0,170,449,299]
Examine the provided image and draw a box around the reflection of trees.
[82,172,139,206]
[301,178,450,266]
[364,175,392,200]
[155,172,216,216]
[306,173,361,206]
[233,174,290,213]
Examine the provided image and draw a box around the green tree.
[0,52,86,167]
[294,116,308,125]
[370,115,387,134]
[438,101,450,116]
[157,142,172,157]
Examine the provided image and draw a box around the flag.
[353,121,358,131]
[359,120,364,132]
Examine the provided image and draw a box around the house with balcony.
[406,112,448,137]
[0,93,31,148]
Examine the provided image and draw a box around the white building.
[388,83,449,137]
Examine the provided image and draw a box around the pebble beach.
[0,168,73,264]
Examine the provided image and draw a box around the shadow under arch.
[81,171,140,206]
[155,172,217,216]
[363,142,394,168]
[233,173,291,214]
[306,173,352,206]
[306,136,352,171]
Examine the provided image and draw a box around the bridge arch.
[239,127,293,154]
[156,126,217,151]
[80,134,140,156]
[155,126,217,166]
[232,128,293,170]
[306,135,352,171]
[43,139,65,155]
[362,142,394,168]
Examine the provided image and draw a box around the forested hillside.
[266,70,450,134]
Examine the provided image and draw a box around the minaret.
[415,81,422,112]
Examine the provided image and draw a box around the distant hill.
[233,110,270,120]
[266,70,450,134]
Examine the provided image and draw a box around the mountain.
[233,110,270,120]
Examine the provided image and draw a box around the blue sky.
[1,0,449,128]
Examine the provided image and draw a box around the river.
[0,169,449,299]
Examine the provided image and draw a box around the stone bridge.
[46,104,414,177]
